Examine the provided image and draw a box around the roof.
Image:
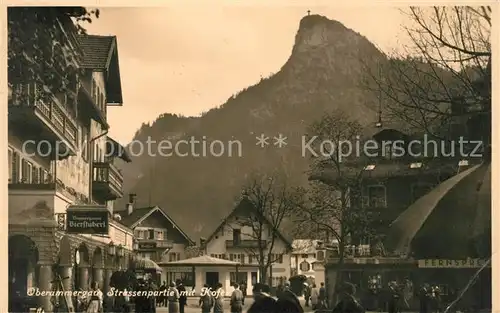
[204,197,293,250]
[119,206,195,245]
[291,239,319,254]
[106,137,132,162]
[158,255,243,266]
[79,35,116,69]
[384,162,490,258]
[78,34,123,105]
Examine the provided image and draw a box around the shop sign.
[418,258,490,268]
[163,266,192,273]
[66,206,109,235]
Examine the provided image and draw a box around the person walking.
[248,283,277,313]
[177,280,187,313]
[276,281,303,313]
[319,282,327,309]
[387,281,401,313]
[303,282,311,307]
[419,284,432,313]
[158,281,167,307]
[310,283,319,310]
[332,282,365,313]
[86,282,103,313]
[240,281,247,305]
[230,283,244,313]
[213,283,224,313]
[199,284,214,313]
[167,281,180,313]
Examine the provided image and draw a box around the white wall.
[205,216,291,283]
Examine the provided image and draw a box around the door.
[206,272,219,290]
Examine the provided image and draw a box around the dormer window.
[410,162,423,169]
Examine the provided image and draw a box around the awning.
[131,256,162,273]
[106,137,132,162]
[384,162,491,259]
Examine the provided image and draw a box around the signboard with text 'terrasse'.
[66,205,109,235]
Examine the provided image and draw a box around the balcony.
[92,161,123,201]
[8,83,78,159]
[226,239,267,249]
[136,239,174,250]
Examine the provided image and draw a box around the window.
[8,148,13,183]
[169,252,180,262]
[81,127,89,162]
[32,166,39,184]
[156,230,165,240]
[301,254,308,259]
[229,272,247,284]
[233,229,241,244]
[92,80,96,99]
[248,255,253,264]
[41,169,49,183]
[148,229,155,239]
[316,251,325,261]
[270,254,283,264]
[366,185,386,208]
[411,183,433,202]
[21,159,33,183]
[11,150,19,183]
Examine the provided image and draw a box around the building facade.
[117,197,195,283]
[203,198,293,288]
[8,8,132,312]
[311,127,478,309]
[290,239,326,285]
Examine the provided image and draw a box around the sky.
[84,5,410,145]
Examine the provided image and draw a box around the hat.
[284,281,290,286]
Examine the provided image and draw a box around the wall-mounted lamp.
[108,242,116,256]
[117,245,125,257]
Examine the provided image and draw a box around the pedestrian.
[303,282,311,307]
[319,282,327,309]
[240,281,247,305]
[310,283,319,310]
[167,281,180,313]
[86,282,103,313]
[388,281,401,313]
[248,283,277,313]
[276,281,303,313]
[433,286,442,313]
[332,282,365,313]
[230,283,244,313]
[199,284,214,313]
[213,282,224,313]
[177,280,187,313]
[419,284,432,313]
[159,281,167,307]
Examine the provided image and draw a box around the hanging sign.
[66,205,109,235]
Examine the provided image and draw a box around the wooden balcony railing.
[225,239,267,248]
[9,82,78,157]
[92,161,124,200]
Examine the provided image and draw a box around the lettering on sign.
[418,259,490,268]
[163,267,192,273]
[138,242,157,250]
[66,206,109,235]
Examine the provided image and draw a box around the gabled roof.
[78,34,123,105]
[204,197,293,250]
[79,35,115,69]
[119,206,195,245]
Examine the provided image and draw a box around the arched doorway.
[76,243,90,290]
[9,235,39,311]
[92,247,104,289]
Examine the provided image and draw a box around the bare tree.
[295,109,382,303]
[363,6,491,144]
[229,173,299,284]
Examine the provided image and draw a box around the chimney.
[127,193,136,215]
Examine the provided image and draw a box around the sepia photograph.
[6,3,492,313]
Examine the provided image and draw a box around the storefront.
[8,204,135,312]
[159,255,260,296]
